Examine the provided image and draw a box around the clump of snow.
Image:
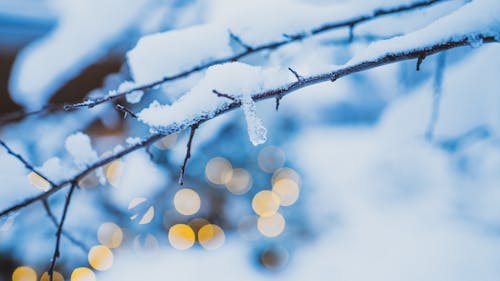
[38,157,74,183]
[126,137,142,145]
[138,62,292,145]
[209,0,431,46]
[9,0,150,110]
[64,132,98,167]
[114,81,144,104]
[127,24,233,85]
[348,0,500,65]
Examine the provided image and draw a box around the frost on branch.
[138,62,291,145]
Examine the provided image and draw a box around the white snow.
[9,0,150,110]
[348,0,500,65]
[64,132,98,167]
[127,24,233,85]
[138,62,292,145]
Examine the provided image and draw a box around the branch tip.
[288,67,303,82]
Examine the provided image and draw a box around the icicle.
[241,95,267,146]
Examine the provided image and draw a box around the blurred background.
[1,0,500,281]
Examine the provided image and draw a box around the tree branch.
[1,34,497,219]
[48,184,76,281]
[63,0,447,110]
[179,124,199,185]
[0,139,56,187]
[42,200,88,253]
[116,104,138,119]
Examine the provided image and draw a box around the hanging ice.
[241,95,267,146]
[137,62,293,145]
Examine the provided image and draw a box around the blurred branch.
[64,0,447,110]
[0,139,87,252]
[0,139,56,187]
[48,184,76,281]
[426,52,446,140]
[0,105,62,127]
[1,33,498,220]
[42,200,88,253]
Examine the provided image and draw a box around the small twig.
[275,95,283,111]
[229,31,253,51]
[48,184,76,281]
[0,105,63,127]
[0,139,56,187]
[42,200,88,253]
[283,33,306,41]
[348,24,355,43]
[288,67,303,82]
[179,124,199,185]
[416,53,427,71]
[116,104,138,119]
[212,89,237,101]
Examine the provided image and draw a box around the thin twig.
[116,104,138,119]
[179,124,199,185]
[275,95,283,111]
[1,34,498,219]
[0,139,56,187]
[213,90,237,101]
[0,105,63,127]
[48,184,76,281]
[42,200,88,253]
[63,0,447,110]
[288,67,303,82]
[416,53,427,70]
[229,31,253,50]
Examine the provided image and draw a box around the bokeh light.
[106,160,124,187]
[257,212,286,237]
[77,171,99,189]
[173,188,201,216]
[271,167,301,186]
[225,168,252,194]
[168,224,195,250]
[198,224,225,250]
[70,268,96,281]
[272,178,300,206]
[252,190,280,217]
[258,146,286,173]
[40,271,64,281]
[128,197,155,225]
[28,172,50,191]
[205,157,233,185]
[260,246,290,270]
[97,222,123,248]
[154,133,178,150]
[12,266,36,281]
[134,234,160,252]
[188,218,210,237]
[88,245,114,271]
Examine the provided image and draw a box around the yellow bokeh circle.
[168,224,195,250]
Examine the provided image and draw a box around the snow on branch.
[1,0,499,219]
[63,0,447,110]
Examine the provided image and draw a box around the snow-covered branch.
[62,0,447,110]
[2,29,498,219]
